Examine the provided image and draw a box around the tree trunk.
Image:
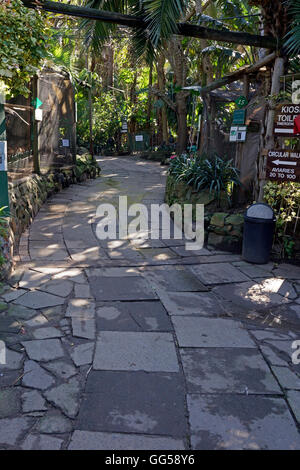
[156,55,168,144]
[258,57,285,201]
[146,63,153,130]
[176,93,188,153]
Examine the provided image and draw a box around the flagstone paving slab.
[158,291,226,317]
[270,366,300,390]
[287,391,300,423]
[21,339,64,362]
[65,298,95,318]
[172,317,256,348]
[14,291,65,309]
[43,377,81,418]
[22,360,55,390]
[180,348,281,394]
[260,345,289,367]
[69,343,94,367]
[19,271,52,289]
[37,413,72,434]
[39,280,74,298]
[0,348,23,370]
[213,281,291,311]
[24,314,49,328]
[76,371,187,436]
[43,360,77,379]
[32,327,63,340]
[143,266,208,292]
[191,263,250,285]
[89,275,157,301]
[96,301,172,332]
[21,434,63,450]
[187,394,300,450]
[22,390,47,413]
[93,331,179,372]
[2,289,27,302]
[273,264,300,280]
[0,417,33,446]
[0,389,20,418]
[71,316,96,340]
[68,431,185,450]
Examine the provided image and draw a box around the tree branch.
[148,86,176,111]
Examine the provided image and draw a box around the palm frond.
[143,0,187,47]
[284,0,300,56]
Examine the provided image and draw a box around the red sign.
[274,103,300,137]
[266,149,300,182]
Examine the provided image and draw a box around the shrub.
[169,153,240,204]
[264,182,300,258]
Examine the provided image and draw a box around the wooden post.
[258,57,285,202]
[32,75,40,174]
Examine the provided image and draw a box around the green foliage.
[0,0,50,96]
[264,182,300,259]
[143,0,185,46]
[169,153,240,204]
[284,0,300,56]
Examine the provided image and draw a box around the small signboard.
[34,108,43,121]
[230,126,247,142]
[235,96,248,108]
[233,109,246,125]
[274,103,300,137]
[62,139,70,147]
[230,126,238,142]
[266,149,300,182]
[121,121,128,134]
[135,135,143,142]
[0,141,7,171]
[292,81,300,105]
[32,98,43,109]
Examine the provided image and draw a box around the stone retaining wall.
[0,155,100,280]
[165,174,244,252]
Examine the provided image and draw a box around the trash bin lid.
[246,203,274,220]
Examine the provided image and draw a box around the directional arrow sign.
[272,159,297,166]
[266,149,300,182]
[32,97,43,109]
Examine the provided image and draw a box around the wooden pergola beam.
[200,52,277,94]
[22,0,279,50]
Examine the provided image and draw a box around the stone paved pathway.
[0,156,300,450]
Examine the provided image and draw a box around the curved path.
[0,156,300,450]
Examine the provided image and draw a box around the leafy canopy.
[0,0,50,97]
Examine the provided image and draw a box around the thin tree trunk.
[146,63,153,130]
[176,93,188,153]
[258,57,285,202]
[156,55,168,143]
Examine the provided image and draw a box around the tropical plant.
[264,181,300,259]
[169,153,240,202]
[0,0,50,96]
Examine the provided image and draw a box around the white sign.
[230,126,238,142]
[292,81,300,105]
[236,126,247,142]
[0,141,7,171]
[230,126,247,142]
[35,108,43,121]
[62,139,70,147]
[135,135,143,142]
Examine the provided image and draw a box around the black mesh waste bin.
[242,203,275,264]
